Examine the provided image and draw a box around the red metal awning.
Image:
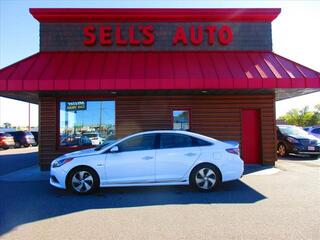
[0,51,319,92]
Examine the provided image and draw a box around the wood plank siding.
[39,94,276,169]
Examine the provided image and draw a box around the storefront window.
[59,100,115,147]
[173,110,190,130]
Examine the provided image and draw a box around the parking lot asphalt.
[0,149,319,240]
[0,147,38,175]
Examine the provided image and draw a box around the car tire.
[66,166,100,195]
[23,144,30,148]
[2,146,9,150]
[277,143,287,157]
[189,164,221,192]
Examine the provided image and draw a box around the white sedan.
[50,130,244,194]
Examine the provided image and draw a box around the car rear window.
[192,137,212,146]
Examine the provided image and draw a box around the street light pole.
[28,102,31,131]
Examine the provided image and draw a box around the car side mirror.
[110,146,119,153]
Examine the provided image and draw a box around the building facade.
[0,8,319,169]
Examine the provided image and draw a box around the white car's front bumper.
[50,166,67,189]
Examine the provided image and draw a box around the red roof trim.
[1,51,319,92]
[30,8,281,23]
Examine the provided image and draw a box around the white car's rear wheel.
[67,167,100,194]
[190,164,221,192]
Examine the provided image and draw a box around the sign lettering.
[66,101,87,111]
[83,24,232,47]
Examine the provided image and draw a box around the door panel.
[241,109,261,164]
[156,147,200,182]
[105,133,157,184]
[105,150,155,184]
[156,133,200,182]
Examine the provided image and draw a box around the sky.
[0,0,319,126]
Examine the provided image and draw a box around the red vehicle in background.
[0,132,15,150]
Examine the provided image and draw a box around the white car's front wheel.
[67,167,100,194]
[190,164,221,192]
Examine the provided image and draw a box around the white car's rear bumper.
[221,159,244,182]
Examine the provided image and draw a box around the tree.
[3,122,11,128]
[278,103,320,126]
[309,103,320,126]
[279,106,313,126]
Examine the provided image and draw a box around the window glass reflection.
[173,110,190,130]
[60,100,115,147]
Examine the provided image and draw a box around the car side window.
[117,134,156,152]
[160,133,193,149]
[311,128,320,134]
[192,137,212,146]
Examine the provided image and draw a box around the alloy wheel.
[195,168,216,190]
[278,144,286,157]
[71,171,94,193]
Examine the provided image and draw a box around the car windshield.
[278,126,309,136]
[94,140,118,151]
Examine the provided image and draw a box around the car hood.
[288,134,319,141]
[59,148,99,159]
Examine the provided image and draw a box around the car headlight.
[287,137,299,143]
[52,157,74,168]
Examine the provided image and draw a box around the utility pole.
[99,101,102,133]
[28,102,31,131]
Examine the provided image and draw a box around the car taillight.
[92,137,98,140]
[226,148,240,155]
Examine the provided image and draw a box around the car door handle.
[142,156,153,160]
[185,153,197,157]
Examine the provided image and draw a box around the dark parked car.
[277,125,320,158]
[31,131,38,146]
[7,131,36,148]
[0,132,15,150]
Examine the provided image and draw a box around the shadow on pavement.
[0,179,266,236]
[243,164,275,175]
[278,155,319,161]
[0,152,38,176]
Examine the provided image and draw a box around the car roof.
[127,130,216,141]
